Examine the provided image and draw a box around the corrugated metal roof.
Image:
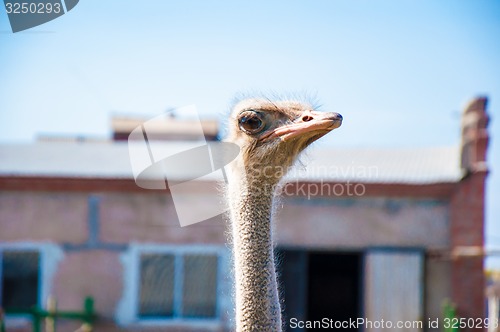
[0,142,134,179]
[0,142,463,184]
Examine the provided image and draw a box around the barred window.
[139,253,175,317]
[0,250,40,309]
[182,254,218,318]
[138,251,219,319]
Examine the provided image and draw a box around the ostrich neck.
[229,179,282,332]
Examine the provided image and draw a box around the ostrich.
[225,98,343,331]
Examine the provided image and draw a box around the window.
[181,253,218,318]
[117,245,225,325]
[137,252,219,319]
[138,253,175,317]
[0,249,40,309]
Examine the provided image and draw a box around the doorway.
[278,249,362,331]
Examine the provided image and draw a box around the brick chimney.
[450,96,490,324]
[460,97,490,173]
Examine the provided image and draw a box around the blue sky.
[0,1,499,266]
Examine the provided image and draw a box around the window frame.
[117,244,227,328]
[0,242,63,322]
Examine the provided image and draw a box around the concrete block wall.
[0,177,482,331]
[0,192,88,243]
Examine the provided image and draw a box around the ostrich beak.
[262,110,343,142]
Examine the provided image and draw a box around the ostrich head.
[227,98,343,184]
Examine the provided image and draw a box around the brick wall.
[450,172,487,328]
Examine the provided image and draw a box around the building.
[0,97,489,331]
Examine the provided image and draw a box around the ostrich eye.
[238,111,265,134]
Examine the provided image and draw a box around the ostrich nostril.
[302,115,313,122]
